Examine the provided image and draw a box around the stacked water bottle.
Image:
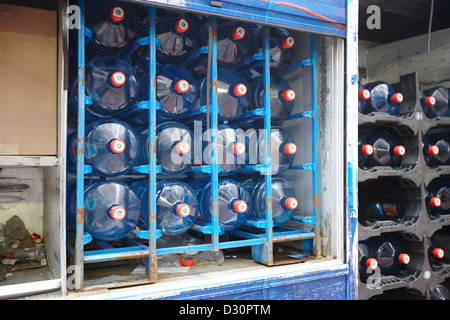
[66,0,301,247]
[357,75,450,299]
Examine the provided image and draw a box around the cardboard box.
[0,4,57,155]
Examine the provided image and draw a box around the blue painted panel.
[137,0,346,36]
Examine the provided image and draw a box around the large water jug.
[68,120,139,177]
[361,81,403,116]
[85,0,139,58]
[241,177,298,226]
[69,57,140,120]
[358,240,378,283]
[425,179,450,216]
[246,127,297,175]
[422,132,450,167]
[202,124,246,176]
[138,64,198,121]
[248,27,294,74]
[363,131,405,168]
[130,179,198,236]
[139,122,193,175]
[67,180,140,241]
[190,178,252,232]
[197,69,250,121]
[250,76,295,123]
[371,234,410,276]
[421,86,450,118]
[358,82,370,114]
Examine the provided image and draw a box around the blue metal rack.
[68,0,321,290]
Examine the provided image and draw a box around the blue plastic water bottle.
[246,127,297,175]
[138,64,198,121]
[67,119,139,177]
[130,179,198,236]
[422,132,450,167]
[371,234,410,276]
[362,81,403,116]
[197,69,250,121]
[202,124,246,176]
[421,86,450,118]
[138,122,193,175]
[190,178,252,232]
[425,179,450,216]
[85,0,139,58]
[364,131,405,168]
[248,27,294,74]
[69,57,140,120]
[358,136,374,169]
[67,180,140,241]
[242,177,298,226]
[250,76,296,123]
[357,240,378,283]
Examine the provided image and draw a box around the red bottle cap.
[174,79,190,93]
[366,258,378,270]
[110,71,126,87]
[285,197,298,210]
[425,96,436,106]
[428,145,439,155]
[232,26,246,40]
[394,145,405,156]
[109,206,126,221]
[430,197,441,207]
[359,89,371,100]
[110,139,126,154]
[175,141,190,154]
[281,89,296,102]
[176,204,191,217]
[361,144,373,156]
[432,248,444,259]
[109,7,125,22]
[175,19,189,33]
[282,36,295,49]
[233,83,247,96]
[391,93,403,104]
[283,143,297,155]
[233,142,246,155]
[398,253,410,265]
[233,200,248,213]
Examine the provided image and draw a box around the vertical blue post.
[74,0,86,291]
[263,26,273,265]
[210,16,219,251]
[310,34,320,256]
[252,26,273,265]
[147,6,157,282]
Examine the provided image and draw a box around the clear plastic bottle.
[362,81,403,116]
[190,178,252,232]
[197,69,250,121]
[202,124,246,176]
[365,131,405,168]
[69,57,140,120]
[67,180,140,241]
[85,0,139,58]
[68,119,139,177]
[242,177,298,226]
[138,121,193,175]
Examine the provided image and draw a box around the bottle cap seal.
[175,19,189,33]
[281,89,296,102]
[233,200,248,213]
[174,79,190,93]
[425,96,436,106]
[432,248,444,259]
[110,71,126,87]
[391,93,403,104]
[430,197,441,207]
[361,144,374,155]
[109,206,126,221]
[399,253,410,265]
[394,145,406,156]
[109,7,125,22]
[359,89,370,100]
[232,26,246,40]
[233,83,247,96]
[175,141,191,154]
[285,197,298,210]
[176,204,191,217]
[428,145,439,155]
[283,143,297,155]
[366,258,378,270]
[233,142,246,155]
[110,139,126,153]
[282,36,295,49]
